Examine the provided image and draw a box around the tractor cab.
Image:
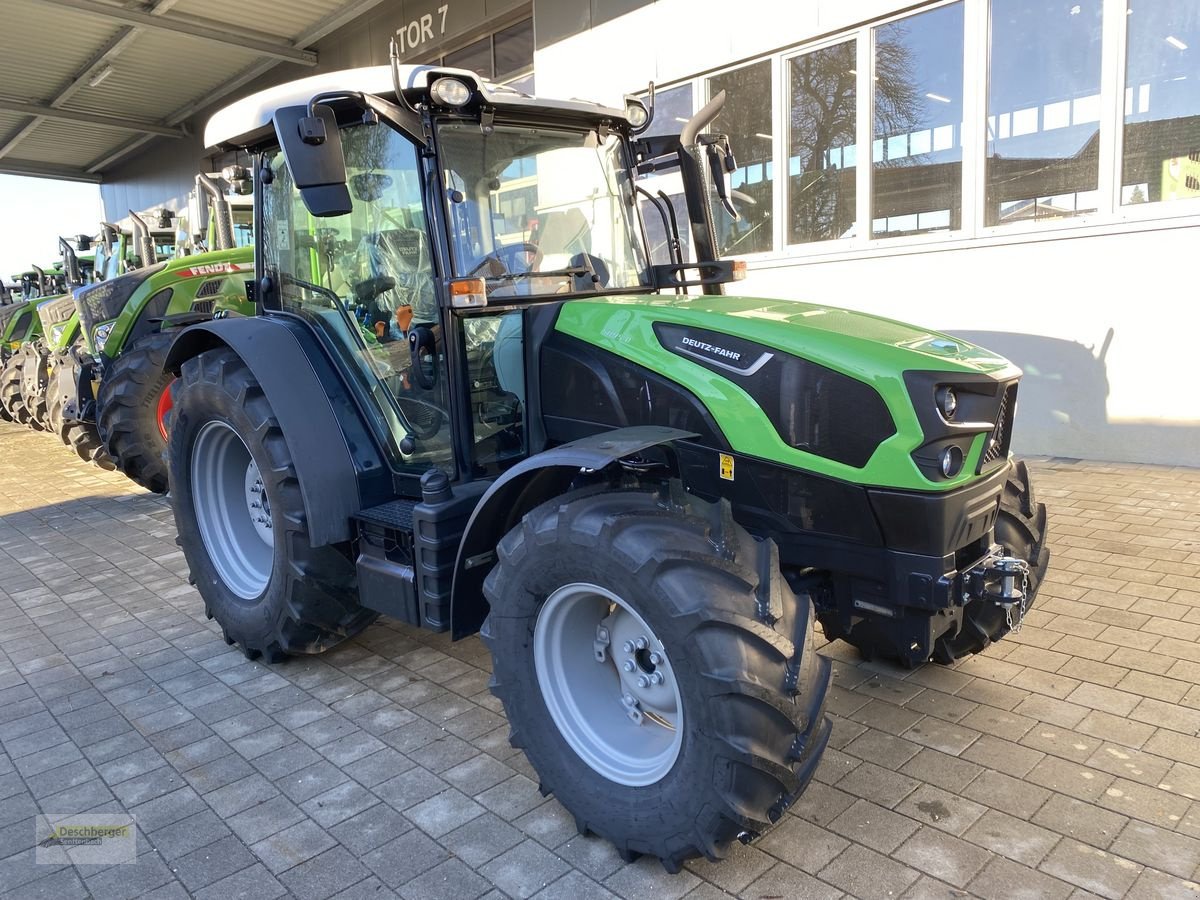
[204,65,737,481]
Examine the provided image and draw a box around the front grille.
[981,383,1017,468]
[37,295,76,332]
[195,278,224,298]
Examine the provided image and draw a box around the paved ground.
[2,420,1200,900]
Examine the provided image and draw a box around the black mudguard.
[164,317,382,547]
[450,425,695,638]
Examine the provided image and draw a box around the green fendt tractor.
[162,63,1048,867]
[0,238,91,429]
[62,187,254,491]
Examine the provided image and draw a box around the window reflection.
[707,61,774,255]
[987,0,1104,224]
[872,3,964,237]
[787,40,857,244]
[1123,1,1200,205]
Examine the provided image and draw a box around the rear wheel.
[97,330,177,493]
[168,347,377,660]
[482,487,831,870]
[933,460,1049,664]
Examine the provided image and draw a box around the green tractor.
[61,188,254,490]
[0,239,88,430]
[162,63,1048,868]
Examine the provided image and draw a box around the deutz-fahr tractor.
[163,62,1048,868]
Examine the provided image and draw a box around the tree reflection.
[788,35,919,243]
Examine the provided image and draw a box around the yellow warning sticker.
[719,453,735,481]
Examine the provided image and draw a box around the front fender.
[165,317,386,547]
[449,425,696,638]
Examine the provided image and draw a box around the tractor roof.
[205,65,630,151]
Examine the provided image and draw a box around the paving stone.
[1109,820,1200,880]
[968,854,1075,900]
[227,794,309,845]
[896,784,988,836]
[301,778,381,829]
[603,855,698,900]
[829,798,919,854]
[278,846,371,900]
[147,808,231,860]
[962,734,1046,777]
[397,857,491,900]
[329,803,412,857]
[900,747,985,793]
[1038,838,1143,899]
[963,769,1053,819]
[193,862,287,900]
[1027,756,1117,802]
[252,819,338,875]
[818,843,920,899]
[962,808,1062,868]
[172,834,258,892]
[362,828,448,887]
[895,825,993,888]
[835,760,922,809]
[1125,867,1200,900]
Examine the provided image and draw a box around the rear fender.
[449,425,695,638]
[165,317,385,547]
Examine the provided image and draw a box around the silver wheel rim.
[533,582,683,787]
[191,420,274,600]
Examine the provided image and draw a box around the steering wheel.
[396,397,445,440]
[467,242,540,277]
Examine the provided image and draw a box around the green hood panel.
[554,294,1020,491]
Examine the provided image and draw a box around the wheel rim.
[191,420,274,600]
[533,582,683,787]
[156,378,176,441]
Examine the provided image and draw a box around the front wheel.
[46,348,114,470]
[482,487,831,870]
[933,460,1050,663]
[97,330,177,493]
[167,347,377,661]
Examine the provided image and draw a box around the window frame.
[632,0,1200,267]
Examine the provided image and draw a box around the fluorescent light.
[926,92,951,103]
[848,68,857,75]
[754,132,773,140]
[87,65,114,88]
[1166,35,1188,50]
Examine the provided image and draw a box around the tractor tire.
[167,347,377,661]
[481,487,832,871]
[21,342,50,432]
[0,349,33,427]
[933,459,1050,664]
[46,352,115,470]
[0,355,11,423]
[97,330,177,494]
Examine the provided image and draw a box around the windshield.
[437,123,650,298]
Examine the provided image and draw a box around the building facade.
[100,0,1200,465]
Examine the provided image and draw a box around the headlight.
[430,77,472,107]
[625,99,649,129]
[940,445,964,478]
[936,385,957,420]
[93,322,114,353]
[49,323,66,347]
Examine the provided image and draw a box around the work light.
[430,77,472,107]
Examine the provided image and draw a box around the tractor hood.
[555,294,1019,384]
[553,294,1022,491]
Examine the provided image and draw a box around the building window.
[986,0,1104,225]
[1122,1,1200,205]
[437,18,534,89]
[707,60,774,255]
[786,40,858,244]
[872,3,965,238]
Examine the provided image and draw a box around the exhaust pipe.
[32,264,46,296]
[680,90,726,147]
[129,210,156,269]
[195,172,235,251]
[58,237,83,287]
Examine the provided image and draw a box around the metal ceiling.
[0,0,387,182]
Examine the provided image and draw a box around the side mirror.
[273,104,352,217]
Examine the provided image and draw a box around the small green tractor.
[161,62,1049,868]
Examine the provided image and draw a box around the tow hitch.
[964,551,1032,632]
